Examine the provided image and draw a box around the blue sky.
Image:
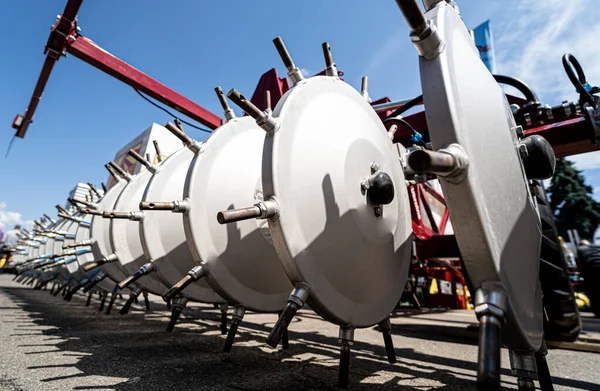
[1,0,599,231]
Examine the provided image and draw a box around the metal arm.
[12,0,222,138]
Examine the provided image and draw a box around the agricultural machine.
[7,0,600,390]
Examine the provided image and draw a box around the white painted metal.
[74,211,114,291]
[89,180,130,284]
[419,2,543,352]
[183,116,292,312]
[110,169,166,295]
[262,75,413,327]
[140,147,224,303]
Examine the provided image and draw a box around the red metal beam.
[14,0,83,138]
[13,0,222,138]
[66,36,222,130]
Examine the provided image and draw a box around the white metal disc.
[141,147,224,303]
[74,211,114,291]
[110,169,166,295]
[184,116,292,312]
[90,180,129,283]
[262,76,413,328]
[420,3,543,351]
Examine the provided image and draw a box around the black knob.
[520,135,556,180]
[367,172,395,205]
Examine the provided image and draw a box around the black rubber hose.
[493,74,539,103]
[384,95,423,120]
[563,53,596,107]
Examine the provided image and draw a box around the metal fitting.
[338,327,355,345]
[288,286,309,307]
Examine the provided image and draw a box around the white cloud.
[495,0,600,103]
[300,68,311,77]
[568,151,600,171]
[0,202,34,232]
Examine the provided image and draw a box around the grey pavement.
[0,274,599,391]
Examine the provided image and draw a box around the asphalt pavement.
[0,274,599,391]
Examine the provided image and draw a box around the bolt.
[518,143,528,158]
[374,206,383,218]
[370,162,379,174]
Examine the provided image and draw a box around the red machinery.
[12,0,600,313]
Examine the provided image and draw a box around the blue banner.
[473,20,497,74]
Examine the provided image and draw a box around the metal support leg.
[220,304,228,335]
[98,293,108,312]
[166,297,189,332]
[535,341,555,391]
[223,306,245,352]
[266,287,308,348]
[338,327,355,389]
[120,288,141,315]
[53,283,68,297]
[143,291,150,311]
[378,317,397,364]
[279,311,290,350]
[105,292,117,315]
[510,350,538,391]
[86,292,93,306]
[474,287,507,391]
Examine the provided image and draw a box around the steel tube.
[408,149,457,174]
[217,206,262,224]
[395,0,428,35]
[371,99,412,113]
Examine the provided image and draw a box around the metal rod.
[146,153,151,163]
[152,140,163,162]
[215,86,231,113]
[102,211,132,219]
[371,99,413,113]
[104,164,120,182]
[82,208,103,216]
[217,206,262,224]
[108,161,130,179]
[101,182,107,192]
[265,90,271,112]
[43,214,56,224]
[227,89,264,121]
[165,121,194,145]
[322,42,334,68]
[56,205,69,215]
[395,0,428,35]
[127,148,153,170]
[361,76,369,98]
[273,36,295,71]
[139,201,174,211]
[408,149,457,174]
[70,197,93,208]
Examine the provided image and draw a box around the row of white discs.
[15,71,412,336]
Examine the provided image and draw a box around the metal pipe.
[395,0,428,35]
[217,206,262,224]
[152,140,163,162]
[227,89,264,121]
[164,122,200,153]
[408,149,457,175]
[55,205,69,215]
[87,182,102,198]
[105,164,121,182]
[371,99,412,113]
[43,214,56,224]
[127,148,156,172]
[108,161,132,180]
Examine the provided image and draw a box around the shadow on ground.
[1,284,597,391]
